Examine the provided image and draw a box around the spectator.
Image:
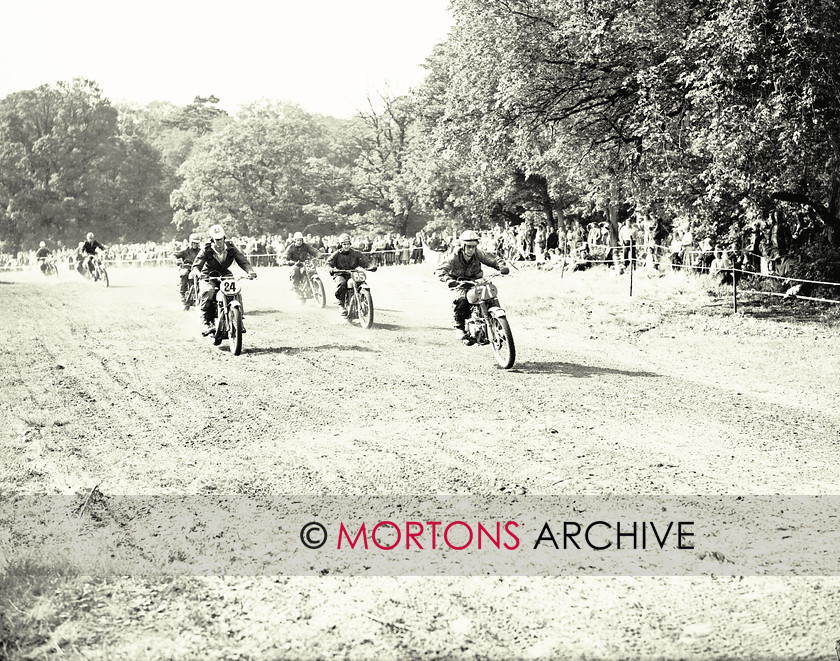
[709,249,735,286]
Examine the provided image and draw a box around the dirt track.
[2,263,839,659]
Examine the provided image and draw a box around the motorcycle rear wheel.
[489,316,515,369]
[229,306,243,356]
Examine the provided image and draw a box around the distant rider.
[284,231,321,301]
[174,233,202,309]
[35,241,51,273]
[81,232,107,280]
[435,229,509,345]
[190,224,257,336]
[74,242,86,277]
[327,233,371,317]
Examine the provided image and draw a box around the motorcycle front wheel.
[489,316,516,369]
[229,306,243,356]
[184,286,195,310]
[344,292,356,323]
[312,277,326,308]
[358,289,374,329]
[99,267,109,288]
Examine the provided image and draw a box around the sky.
[0,0,453,118]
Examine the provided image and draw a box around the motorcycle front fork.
[344,288,357,315]
[216,296,240,327]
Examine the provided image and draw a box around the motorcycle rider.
[327,232,371,317]
[81,232,107,280]
[35,241,52,273]
[435,229,509,345]
[190,224,257,336]
[283,231,321,301]
[74,242,87,277]
[174,233,202,309]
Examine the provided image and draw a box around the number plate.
[475,282,497,301]
[220,279,241,295]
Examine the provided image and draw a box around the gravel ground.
[1,263,839,660]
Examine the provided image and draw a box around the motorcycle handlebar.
[330,266,376,275]
[201,274,252,282]
[450,272,505,288]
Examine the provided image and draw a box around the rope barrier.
[5,241,840,310]
[738,289,840,305]
[730,267,840,288]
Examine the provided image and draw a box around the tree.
[171,101,350,236]
[346,93,427,235]
[0,78,121,250]
[411,0,840,264]
[683,0,840,245]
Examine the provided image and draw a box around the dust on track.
[2,264,840,660]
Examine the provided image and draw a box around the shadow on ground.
[510,361,660,378]
[735,297,840,321]
[246,344,378,356]
[368,322,406,331]
[242,309,277,317]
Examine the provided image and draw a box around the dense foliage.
[2,0,839,262]
[411,0,840,248]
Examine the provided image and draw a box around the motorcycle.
[332,267,377,329]
[288,259,326,308]
[205,272,248,356]
[38,257,59,277]
[453,274,516,369]
[90,256,109,287]
[178,262,198,310]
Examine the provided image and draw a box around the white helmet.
[293,232,304,240]
[338,233,351,244]
[209,224,225,240]
[460,230,479,245]
[39,241,46,248]
[86,232,95,241]
[188,233,200,244]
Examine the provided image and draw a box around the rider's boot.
[454,317,474,346]
[201,318,215,336]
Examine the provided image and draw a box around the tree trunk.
[534,175,556,230]
[607,180,621,266]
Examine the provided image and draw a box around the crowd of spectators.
[1,231,429,271]
[0,210,807,284]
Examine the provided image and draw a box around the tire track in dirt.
[5,267,840,660]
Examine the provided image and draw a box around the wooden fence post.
[732,268,738,313]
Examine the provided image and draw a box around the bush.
[786,241,840,300]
